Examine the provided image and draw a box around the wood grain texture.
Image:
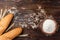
[0,0,60,40]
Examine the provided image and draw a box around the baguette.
[1,27,22,39]
[0,13,13,35]
[0,36,11,40]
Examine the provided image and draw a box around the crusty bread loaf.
[0,13,13,35]
[1,27,22,39]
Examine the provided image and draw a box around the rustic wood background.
[0,0,60,40]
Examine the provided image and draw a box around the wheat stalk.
[2,9,7,18]
[0,9,8,19]
[19,34,28,37]
[5,23,15,32]
[0,9,3,19]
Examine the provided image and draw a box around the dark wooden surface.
[0,0,60,40]
[14,0,60,40]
